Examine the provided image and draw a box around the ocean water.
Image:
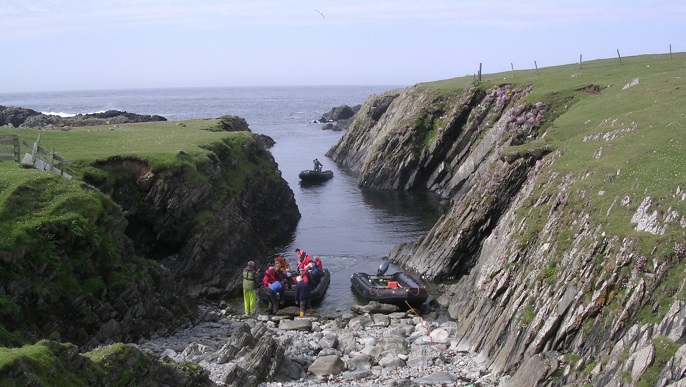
[0,86,445,313]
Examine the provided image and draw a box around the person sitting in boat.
[313,158,323,172]
[294,275,313,317]
[307,262,321,288]
[295,248,312,270]
[262,265,283,288]
[274,255,290,272]
[313,256,323,270]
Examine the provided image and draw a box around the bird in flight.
[314,9,325,19]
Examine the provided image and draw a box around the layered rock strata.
[328,83,686,385]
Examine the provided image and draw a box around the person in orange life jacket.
[242,261,258,316]
[295,248,311,270]
[274,255,293,288]
[265,279,286,315]
[274,255,290,272]
[294,275,312,317]
[262,265,283,288]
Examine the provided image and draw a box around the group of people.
[241,249,325,318]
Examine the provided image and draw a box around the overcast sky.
[1,0,683,93]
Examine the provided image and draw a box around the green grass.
[1,118,267,256]
[0,118,244,175]
[0,162,116,256]
[0,340,207,386]
[0,340,83,385]
[425,53,686,266]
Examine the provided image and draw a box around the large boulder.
[307,354,345,376]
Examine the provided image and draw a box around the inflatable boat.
[258,268,330,306]
[298,169,333,183]
[350,262,428,307]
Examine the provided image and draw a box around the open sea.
[0,86,446,313]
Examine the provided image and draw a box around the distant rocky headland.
[0,105,167,128]
[312,104,361,131]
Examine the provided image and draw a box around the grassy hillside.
[0,118,259,254]
[0,118,247,173]
[424,52,686,267]
[0,118,272,347]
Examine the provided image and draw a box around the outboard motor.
[376,261,389,276]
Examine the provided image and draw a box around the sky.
[1,0,684,93]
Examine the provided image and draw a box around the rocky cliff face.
[84,134,300,299]
[330,84,686,385]
[0,182,196,349]
[2,130,299,350]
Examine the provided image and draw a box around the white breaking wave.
[41,110,108,118]
[42,111,76,117]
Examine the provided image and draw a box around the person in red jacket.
[262,265,283,288]
[295,248,311,270]
[298,267,310,285]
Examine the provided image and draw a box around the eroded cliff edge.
[1,127,299,351]
[328,66,686,386]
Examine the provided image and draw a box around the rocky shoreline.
[0,105,166,128]
[134,302,503,386]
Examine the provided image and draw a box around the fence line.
[21,133,72,178]
[0,134,20,162]
[476,44,676,82]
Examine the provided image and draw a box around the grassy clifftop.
[421,52,686,262]
[0,118,267,260]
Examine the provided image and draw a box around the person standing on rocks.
[242,261,258,317]
[294,275,312,317]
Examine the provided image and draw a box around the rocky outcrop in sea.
[312,104,362,131]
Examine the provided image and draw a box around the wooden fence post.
[617,49,622,64]
[0,134,20,162]
[510,63,515,78]
[21,136,72,177]
[48,147,55,172]
[31,132,43,166]
[579,54,583,69]
[534,61,539,75]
